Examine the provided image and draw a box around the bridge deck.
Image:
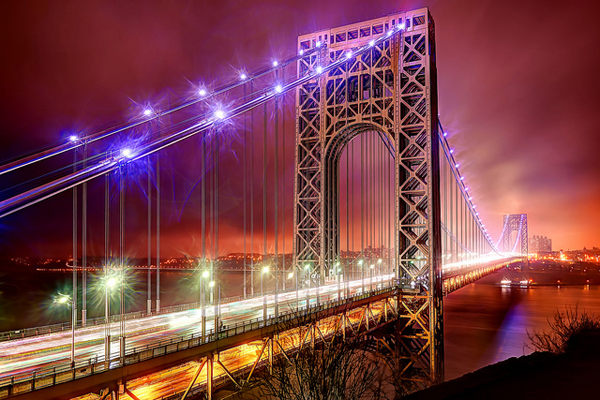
[0,258,519,399]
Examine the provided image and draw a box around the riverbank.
[406,329,600,399]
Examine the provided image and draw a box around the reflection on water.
[445,280,600,380]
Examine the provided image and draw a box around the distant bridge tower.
[293,7,443,386]
[500,214,528,255]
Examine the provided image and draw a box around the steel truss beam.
[293,7,443,388]
[500,214,528,255]
[166,295,401,399]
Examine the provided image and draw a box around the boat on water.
[500,278,535,287]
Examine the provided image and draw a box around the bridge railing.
[0,282,397,398]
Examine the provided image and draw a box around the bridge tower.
[293,7,443,386]
[501,213,529,255]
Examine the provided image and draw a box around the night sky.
[1,0,599,257]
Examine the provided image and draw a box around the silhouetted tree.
[528,305,600,353]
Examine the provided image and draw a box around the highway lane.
[78,294,391,400]
[0,275,394,380]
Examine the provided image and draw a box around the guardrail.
[0,282,397,398]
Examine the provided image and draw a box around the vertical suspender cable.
[262,101,268,320]
[274,70,279,316]
[156,155,161,313]
[250,81,255,297]
[147,157,152,314]
[282,67,286,292]
[118,164,125,359]
[82,142,87,326]
[104,171,110,362]
[243,82,248,299]
[72,149,78,330]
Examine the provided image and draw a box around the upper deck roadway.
[0,258,518,399]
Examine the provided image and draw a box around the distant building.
[530,235,552,252]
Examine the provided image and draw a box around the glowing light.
[121,148,133,158]
[56,295,70,304]
[107,277,117,288]
[272,60,279,67]
[378,258,382,264]
[443,132,448,137]
[288,272,294,279]
[346,51,353,59]
[316,40,322,47]
[387,30,393,37]
[262,265,269,273]
[69,135,78,143]
[214,109,226,120]
[208,281,215,288]
[143,109,152,117]
[468,196,473,200]
[358,259,363,265]
[198,88,207,97]
[304,264,310,270]
[316,66,323,74]
[240,73,247,81]
[299,49,304,55]
[274,84,283,93]
[455,163,460,168]
[369,39,375,47]
[399,23,406,30]
[370,264,375,269]
[450,149,454,154]
[460,176,464,180]
[202,270,209,278]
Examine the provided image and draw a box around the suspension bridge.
[0,7,528,400]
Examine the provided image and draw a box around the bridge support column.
[104,335,111,367]
[268,336,274,374]
[206,353,213,400]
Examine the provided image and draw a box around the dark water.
[2,268,600,381]
[444,275,600,379]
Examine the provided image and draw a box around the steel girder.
[293,7,443,387]
[501,214,529,255]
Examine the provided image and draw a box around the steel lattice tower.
[293,7,443,386]
[501,214,529,255]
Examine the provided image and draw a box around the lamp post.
[104,275,117,364]
[208,280,217,332]
[358,259,364,294]
[201,268,209,337]
[55,293,75,368]
[304,264,310,310]
[377,258,383,289]
[262,265,269,322]
[336,262,341,301]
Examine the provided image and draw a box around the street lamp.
[200,268,210,337]
[336,262,341,301]
[208,280,218,332]
[358,259,364,294]
[104,274,117,364]
[304,264,311,310]
[55,293,75,368]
